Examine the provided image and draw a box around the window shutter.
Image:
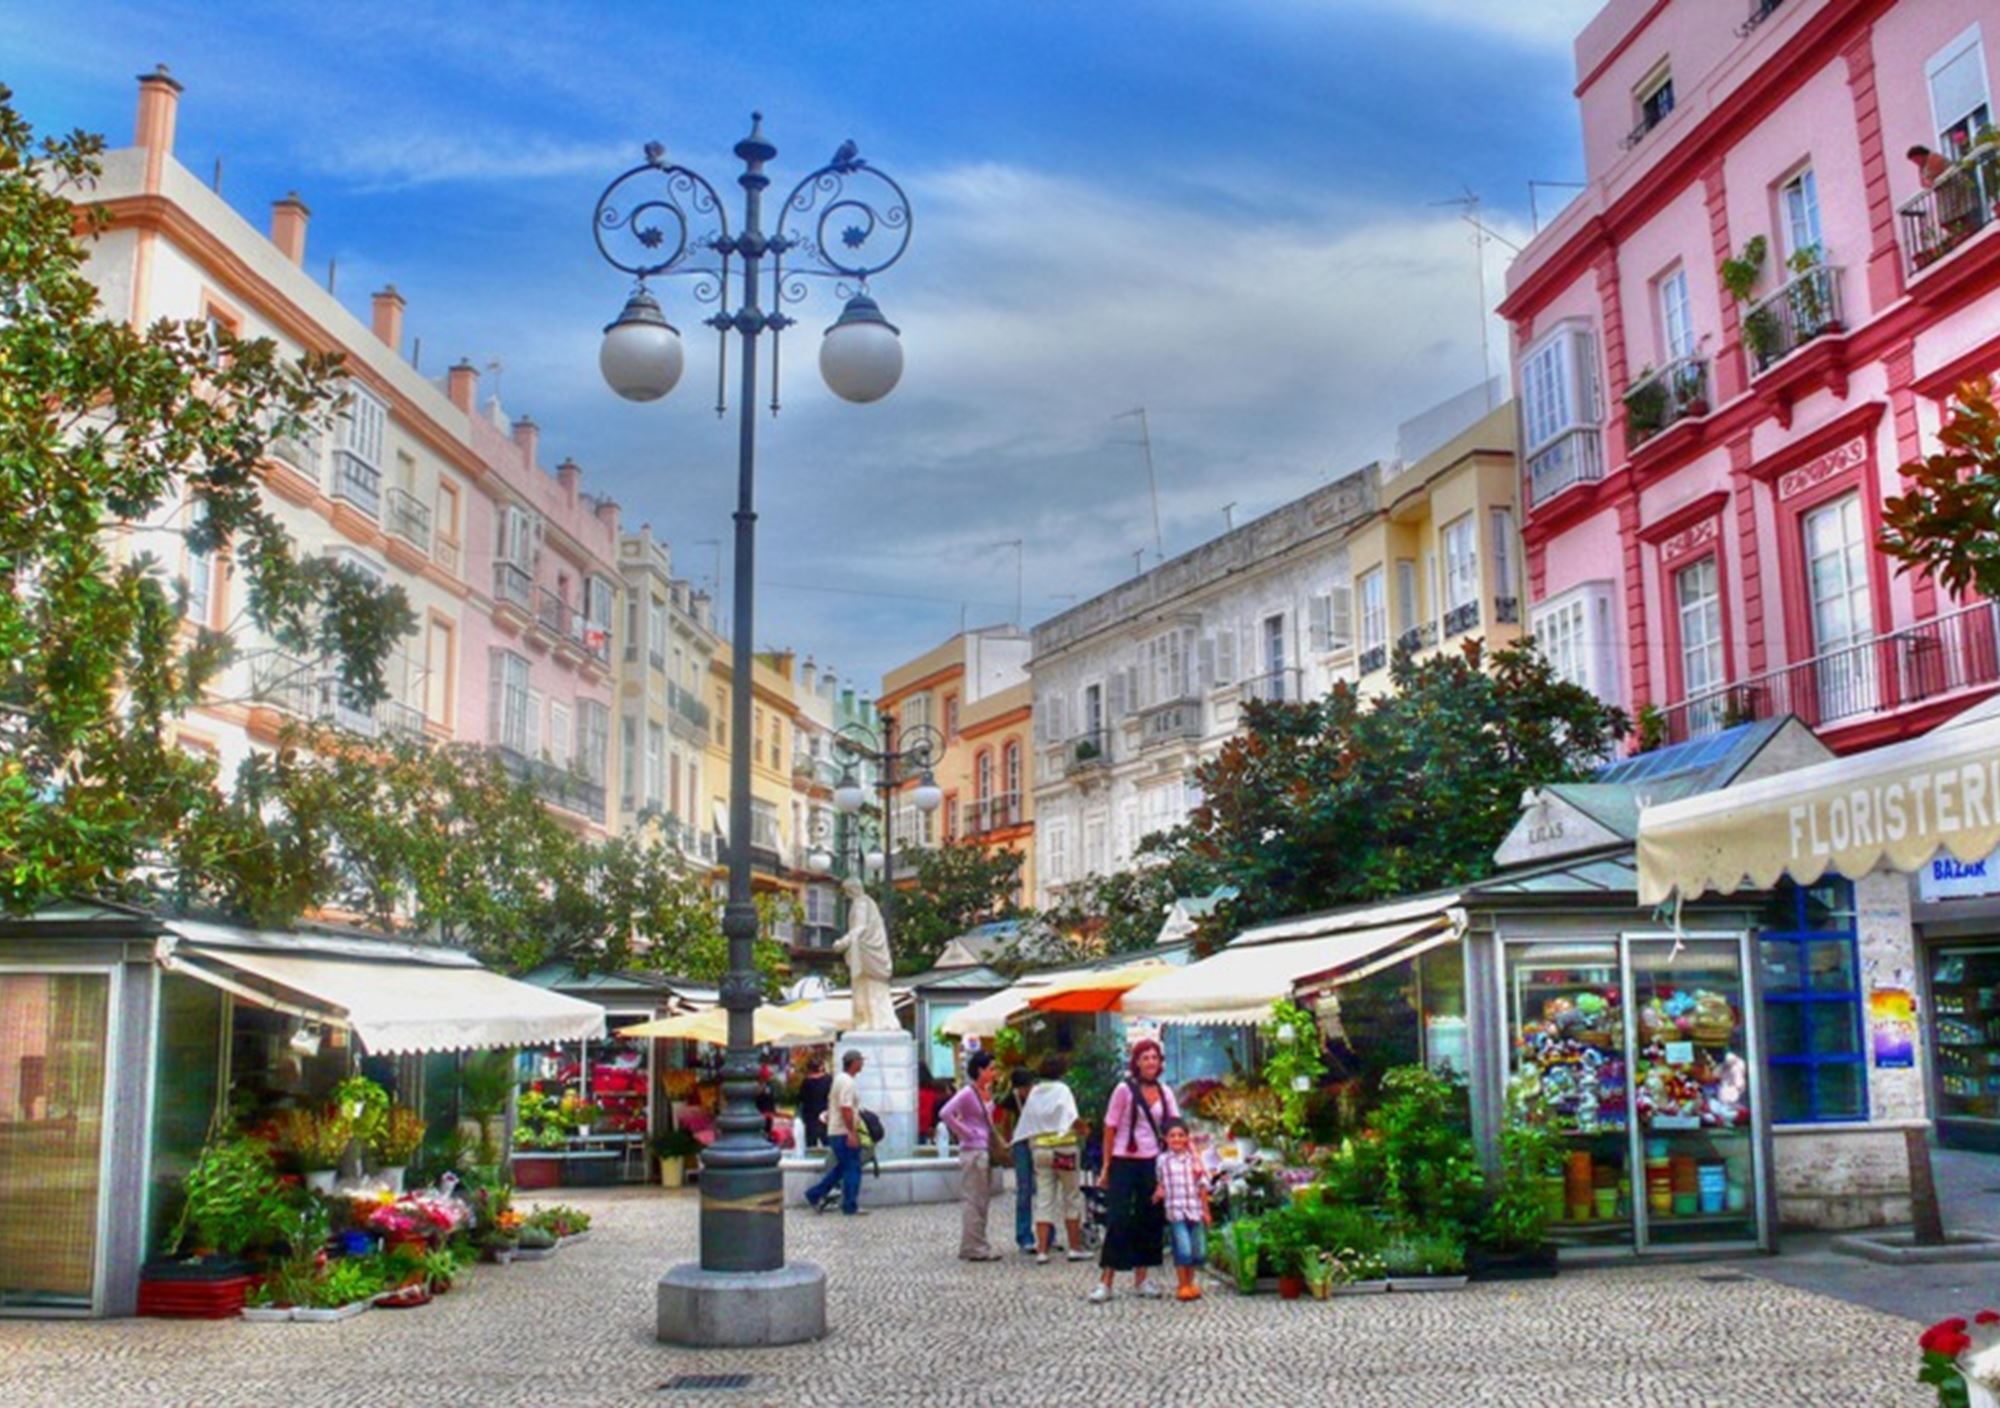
[1197,636,1216,691]
[1329,584,1352,647]
[1570,328,1601,424]
[1214,631,1236,685]
[488,653,505,743]
[1308,594,1332,652]
[1107,670,1128,719]
[1049,692,1067,743]
[526,689,543,757]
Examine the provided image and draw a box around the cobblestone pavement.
[0,1187,1934,1408]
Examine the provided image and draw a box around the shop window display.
[518,1020,654,1184]
[1932,946,2000,1130]
[1759,880,1865,1124]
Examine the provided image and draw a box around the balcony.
[1240,667,1303,705]
[1657,600,2000,745]
[1443,600,1481,639]
[668,682,711,737]
[1140,698,1203,750]
[379,697,426,741]
[963,793,1022,837]
[1397,623,1438,656]
[330,450,381,519]
[314,675,377,738]
[1900,148,2000,277]
[1495,596,1520,625]
[493,561,534,614]
[384,487,431,554]
[250,652,315,717]
[1062,729,1112,778]
[536,587,571,640]
[1623,354,1711,448]
[1527,427,1604,508]
[268,433,319,479]
[1737,0,1783,37]
[1743,261,1843,375]
[1358,643,1388,676]
[491,744,607,823]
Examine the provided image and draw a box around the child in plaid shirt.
[1151,1118,1210,1301]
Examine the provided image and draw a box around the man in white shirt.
[803,1050,867,1216]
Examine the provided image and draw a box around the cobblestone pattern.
[0,1187,1931,1408]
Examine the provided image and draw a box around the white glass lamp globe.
[865,848,885,874]
[819,294,903,404]
[834,773,866,815]
[913,771,943,814]
[809,848,833,873]
[600,289,684,402]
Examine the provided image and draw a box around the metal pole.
[878,715,897,954]
[702,113,782,1277]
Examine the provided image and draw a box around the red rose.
[1977,1310,2000,1326]
[1936,1331,1973,1359]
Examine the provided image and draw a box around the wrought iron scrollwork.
[591,155,731,282]
[775,152,914,284]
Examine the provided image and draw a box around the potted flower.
[148,1134,294,1317]
[1219,1216,1263,1295]
[513,1223,559,1262]
[1258,1202,1315,1300]
[1383,1228,1468,1291]
[1471,1073,1563,1281]
[371,1106,427,1193]
[1919,1312,2000,1408]
[1328,1245,1390,1295]
[512,1089,574,1189]
[273,1107,353,1193]
[294,1259,382,1323]
[653,1128,703,1188]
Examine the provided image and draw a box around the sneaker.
[842,1208,869,1217]
[806,1195,829,1214]
[1066,1250,1092,1262]
[1087,1285,1112,1304]
[1035,1251,1049,1266]
[1136,1281,1164,1299]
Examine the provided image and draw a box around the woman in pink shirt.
[1090,1039,1179,1303]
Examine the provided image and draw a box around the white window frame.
[1658,265,1694,362]
[1520,325,1601,453]
[1489,508,1517,600]
[1530,581,1619,704]
[1927,24,1992,157]
[646,721,666,807]
[337,383,386,467]
[1442,514,1480,614]
[1779,167,1823,264]
[1358,568,1388,652]
[1674,556,1726,701]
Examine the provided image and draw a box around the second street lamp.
[590,115,912,1348]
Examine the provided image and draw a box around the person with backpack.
[803,1049,867,1216]
[938,1050,1004,1261]
[1090,1038,1179,1303]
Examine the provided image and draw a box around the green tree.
[1166,639,1626,933]
[883,841,1025,975]
[1035,855,1216,961]
[0,89,412,911]
[1881,377,2000,599]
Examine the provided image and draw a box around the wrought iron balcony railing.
[385,486,431,553]
[1062,728,1112,776]
[1139,698,1203,749]
[1240,667,1303,705]
[493,561,534,612]
[491,744,607,823]
[1900,148,2000,276]
[330,450,381,519]
[668,682,711,732]
[1624,353,1711,447]
[379,697,426,740]
[1657,600,2000,745]
[1495,596,1521,625]
[1442,600,1481,638]
[1358,643,1388,676]
[1397,622,1438,656]
[1743,261,1843,374]
[962,793,1023,837]
[1527,427,1605,508]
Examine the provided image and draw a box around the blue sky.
[4,0,1601,692]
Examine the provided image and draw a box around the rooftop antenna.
[1131,548,1146,578]
[325,256,337,295]
[989,539,1024,626]
[1221,502,1237,532]
[694,538,722,632]
[1113,408,1165,563]
[485,358,505,408]
[1429,188,1520,410]
[1529,179,1587,233]
[211,156,223,193]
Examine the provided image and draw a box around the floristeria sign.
[1637,717,2000,904]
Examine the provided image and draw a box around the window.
[1759,879,1866,1123]
[943,792,958,843]
[490,650,532,754]
[1928,25,1992,157]
[944,694,959,740]
[549,700,573,766]
[576,701,610,784]
[1394,560,1418,637]
[1358,568,1388,652]
[1658,266,1694,361]
[714,689,727,746]
[621,714,638,802]
[1489,509,1516,601]
[903,693,931,733]
[497,505,537,569]
[623,596,640,662]
[1521,327,1601,452]
[424,618,453,723]
[182,502,214,626]
[1675,556,1727,716]
[1803,495,1872,655]
[1634,65,1675,138]
[649,597,669,662]
[434,480,460,545]
[337,384,386,467]
[1262,614,1286,678]
[1004,740,1021,798]
[1531,582,1619,704]
[646,722,665,806]
[1308,587,1351,653]
[1143,629,1196,705]
[1045,822,1069,884]
[1442,514,1479,613]
[670,751,681,817]
[1780,168,1822,263]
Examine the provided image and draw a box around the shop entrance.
[1505,932,1769,1254]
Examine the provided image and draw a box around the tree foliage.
[0,88,411,909]
[1033,852,1217,963]
[883,841,1025,975]
[1160,639,1627,934]
[1881,377,2000,600]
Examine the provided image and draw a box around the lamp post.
[831,713,943,953]
[591,116,912,1347]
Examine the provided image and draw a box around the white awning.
[1637,715,2000,904]
[1121,917,1446,1025]
[166,931,606,1054]
[940,978,1053,1038]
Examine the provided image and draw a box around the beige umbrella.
[618,1004,832,1046]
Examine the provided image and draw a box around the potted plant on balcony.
[1623,369,1668,445]
[1785,243,1836,335]
[653,1127,703,1188]
[1073,736,1100,762]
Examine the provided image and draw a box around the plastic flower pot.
[511,1153,562,1191]
[1276,1274,1306,1300]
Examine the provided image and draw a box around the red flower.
[1921,1318,1972,1353]
[1977,1310,2000,1326]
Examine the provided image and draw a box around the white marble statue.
[835,877,899,1032]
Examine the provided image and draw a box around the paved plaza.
[0,1186,1943,1408]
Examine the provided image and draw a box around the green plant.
[307,1258,384,1309]
[372,1105,427,1166]
[1221,1217,1262,1293]
[1742,305,1783,367]
[1382,1228,1467,1277]
[1632,702,1667,755]
[514,1089,576,1150]
[989,1026,1025,1067]
[332,1075,390,1147]
[526,1204,592,1238]
[169,1136,293,1259]
[1480,1071,1565,1253]
[652,1128,703,1161]
[1062,1033,1125,1145]
[1073,737,1100,761]
[270,1106,352,1171]
[517,1224,557,1251]
[1719,234,1767,303]
[1260,998,1327,1144]
[420,1246,464,1291]
[1301,1196,1385,1257]
[1367,1066,1483,1236]
[1257,1202,1316,1278]
[1623,370,1668,443]
[252,1197,329,1307]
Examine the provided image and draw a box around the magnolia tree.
[1881,376,2000,600]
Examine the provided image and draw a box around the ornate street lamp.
[830,712,943,959]
[590,116,912,1348]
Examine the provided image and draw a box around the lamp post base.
[656,1260,827,1346]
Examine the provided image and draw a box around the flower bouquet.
[1919,1312,2000,1408]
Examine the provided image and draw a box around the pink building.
[447,364,623,837]
[1504,0,2000,753]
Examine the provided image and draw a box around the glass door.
[1505,943,1633,1251]
[0,971,114,1313]
[1625,935,1764,1250]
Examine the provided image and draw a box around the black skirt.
[1098,1156,1164,1271]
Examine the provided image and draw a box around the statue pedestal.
[840,1030,919,1161]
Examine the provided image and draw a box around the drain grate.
[661,1374,753,1392]
[1697,1271,1751,1283]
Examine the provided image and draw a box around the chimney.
[557,456,582,500]
[370,285,405,351]
[594,496,620,531]
[134,65,182,175]
[270,191,310,265]
[447,359,478,413]
[512,416,540,469]
[801,658,819,694]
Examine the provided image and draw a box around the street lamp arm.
[591,155,733,282]
[773,155,914,283]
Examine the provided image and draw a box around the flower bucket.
[1276,1274,1306,1300]
[305,1169,337,1195]
[380,1166,406,1195]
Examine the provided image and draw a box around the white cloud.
[1275,0,1600,49]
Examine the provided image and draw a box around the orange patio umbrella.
[1022,960,1178,1015]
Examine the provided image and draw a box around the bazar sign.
[1788,757,2000,861]
[1918,847,2000,901]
